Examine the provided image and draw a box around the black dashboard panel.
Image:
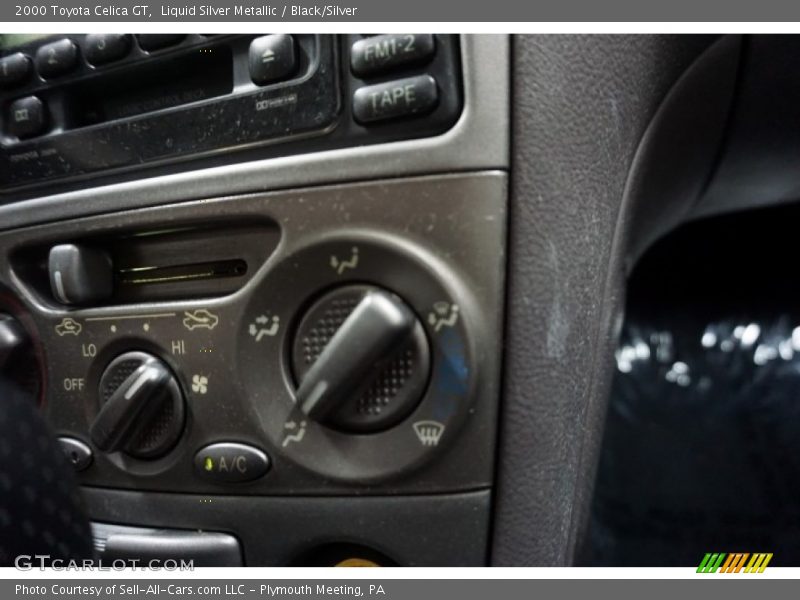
[0,34,462,196]
[10,32,776,568]
[0,174,506,495]
[5,31,800,569]
[0,34,508,566]
[0,33,510,569]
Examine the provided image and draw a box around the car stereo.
[0,34,463,194]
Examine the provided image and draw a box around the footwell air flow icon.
[697,553,773,573]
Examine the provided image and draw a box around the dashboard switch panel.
[0,172,505,495]
[0,34,463,198]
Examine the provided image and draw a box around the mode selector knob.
[292,285,431,433]
[90,351,185,459]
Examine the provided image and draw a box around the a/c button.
[194,443,270,483]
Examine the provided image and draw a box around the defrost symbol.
[412,420,445,446]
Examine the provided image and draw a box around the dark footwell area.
[582,202,800,566]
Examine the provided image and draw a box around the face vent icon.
[412,420,445,446]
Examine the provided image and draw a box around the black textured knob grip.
[292,285,430,433]
[92,352,185,459]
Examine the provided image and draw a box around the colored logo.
[697,553,773,573]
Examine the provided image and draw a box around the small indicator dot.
[143,323,150,332]
[204,457,214,471]
[110,325,117,332]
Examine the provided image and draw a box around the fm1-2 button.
[351,34,435,77]
[194,443,270,483]
[7,96,46,138]
[353,75,439,124]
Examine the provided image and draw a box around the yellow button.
[335,558,381,567]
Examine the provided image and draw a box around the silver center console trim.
[0,35,509,232]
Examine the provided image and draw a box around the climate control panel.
[0,173,505,497]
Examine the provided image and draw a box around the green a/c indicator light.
[204,457,214,471]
